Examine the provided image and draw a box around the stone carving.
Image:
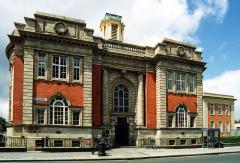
[54,22,68,35]
[177,46,185,57]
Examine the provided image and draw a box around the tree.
[235,119,240,124]
[0,116,7,133]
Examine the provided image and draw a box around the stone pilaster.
[136,73,144,127]
[22,48,34,124]
[156,66,167,128]
[102,69,109,125]
[196,73,203,128]
[82,56,92,126]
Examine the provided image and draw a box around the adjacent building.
[203,92,235,136]
[5,12,207,150]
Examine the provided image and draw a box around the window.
[114,85,129,112]
[180,139,186,145]
[35,140,43,147]
[73,58,81,81]
[218,104,222,115]
[190,116,195,128]
[225,105,230,116]
[210,104,214,115]
[72,140,80,147]
[176,107,187,128]
[218,121,223,132]
[210,121,215,128]
[176,73,186,92]
[49,96,68,125]
[189,74,195,93]
[52,56,67,79]
[167,115,173,127]
[38,54,46,77]
[54,140,63,147]
[167,72,173,90]
[191,139,197,145]
[169,140,175,145]
[37,109,44,124]
[226,121,230,132]
[72,111,80,125]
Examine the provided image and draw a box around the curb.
[0,150,240,162]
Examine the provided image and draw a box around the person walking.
[92,135,102,155]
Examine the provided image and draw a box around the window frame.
[72,58,81,82]
[218,104,222,115]
[218,121,223,132]
[49,97,69,125]
[210,104,215,115]
[167,72,173,91]
[176,107,187,128]
[37,109,45,124]
[167,114,174,127]
[72,111,81,126]
[225,104,230,116]
[189,74,195,93]
[210,121,215,128]
[52,55,68,81]
[176,73,186,92]
[113,84,129,113]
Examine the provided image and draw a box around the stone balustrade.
[102,40,146,54]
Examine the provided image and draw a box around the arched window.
[176,107,187,128]
[114,84,129,112]
[49,96,68,125]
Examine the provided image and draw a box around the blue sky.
[0,0,240,120]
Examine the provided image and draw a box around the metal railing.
[6,136,27,147]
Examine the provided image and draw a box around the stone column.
[102,69,109,126]
[136,73,144,127]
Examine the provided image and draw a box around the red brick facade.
[208,103,232,133]
[92,64,102,127]
[167,92,197,113]
[145,72,156,128]
[12,55,24,124]
[33,80,83,107]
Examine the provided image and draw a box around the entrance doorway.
[115,117,129,146]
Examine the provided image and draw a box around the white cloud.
[204,70,240,120]
[0,99,8,120]
[0,0,228,46]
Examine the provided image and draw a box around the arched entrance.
[113,84,129,146]
[115,117,129,146]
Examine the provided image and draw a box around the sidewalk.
[0,146,240,161]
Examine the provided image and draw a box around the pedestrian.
[92,135,102,155]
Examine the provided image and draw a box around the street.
[2,153,240,163]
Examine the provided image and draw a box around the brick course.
[12,55,24,124]
[33,80,83,107]
[145,72,156,128]
[167,92,197,113]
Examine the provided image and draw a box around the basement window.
[169,140,175,145]
[54,140,63,147]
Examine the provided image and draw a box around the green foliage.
[235,119,240,124]
[221,136,240,144]
[0,116,7,132]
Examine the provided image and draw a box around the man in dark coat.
[92,135,103,155]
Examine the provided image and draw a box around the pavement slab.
[0,146,240,161]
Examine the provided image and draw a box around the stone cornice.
[18,30,97,48]
[154,54,206,71]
